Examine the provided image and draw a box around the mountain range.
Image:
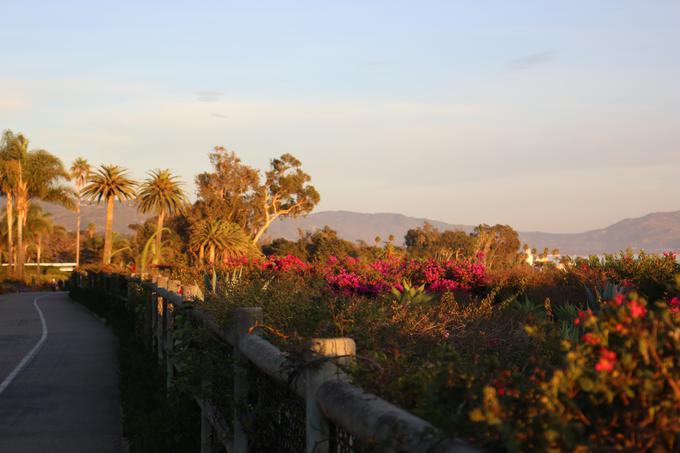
[265,210,680,255]
[28,200,680,255]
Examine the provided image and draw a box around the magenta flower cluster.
[226,254,487,297]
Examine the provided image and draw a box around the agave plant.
[584,280,625,312]
[391,280,434,305]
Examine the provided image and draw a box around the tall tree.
[82,165,137,264]
[136,169,188,267]
[0,131,21,273]
[69,157,90,267]
[194,147,260,230]
[23,205,55,278]
[1,133,73,280]
[251,153,320,244]
[195,148,320,244]
[86,222,96,239]
[472,224,522,269]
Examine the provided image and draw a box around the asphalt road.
[0,292,121,453]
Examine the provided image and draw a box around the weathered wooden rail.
[71,271,478,453]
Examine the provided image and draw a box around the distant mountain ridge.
[22,199,680,255]
[266,210,680,255]
[35,199,149,235]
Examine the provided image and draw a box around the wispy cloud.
[210,112,228,119]
[507,51,555,71]
[195,90,224,102]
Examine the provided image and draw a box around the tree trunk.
[252,216,276,245]
[5,191,13,275]
[16,208,24,280]
[16,179,28,281]
[209,244,215,265]
[153,211,165,265]
[103,196,114,264]
[75,195,81,267]
[36,237,42,281]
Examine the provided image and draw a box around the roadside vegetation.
[2,128,679,451]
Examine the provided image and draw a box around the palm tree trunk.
[36,237,42,281]
[16,208,24,280]
[75,195,81,267]
[153,211,165,265]
[16,179,28,281]
[103,196,114,264]
[5,191,13,274]
[209,244,215,265]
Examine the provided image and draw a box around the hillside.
[265,211,473,243]
[267,210,680,255]
[36,200,150,235]
[14,199,680,255]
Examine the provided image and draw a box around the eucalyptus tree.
[136,169,188,267]
[82,165,137,264]
[189,219,250,265]
[69,157,90,267]
[194,147,319,245]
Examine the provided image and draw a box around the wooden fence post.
[155,276,168,365]
[126,277,132,302]
[166,279,181,389]
[144,279,153,351]
[305,338,356,453]
[230,307,263,453]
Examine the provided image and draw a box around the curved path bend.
[0,292,121,453]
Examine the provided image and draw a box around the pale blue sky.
[1,1,679,232]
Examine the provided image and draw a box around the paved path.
[0,292,121,453]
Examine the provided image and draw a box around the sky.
[1,0,679,233]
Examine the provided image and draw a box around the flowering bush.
[183,252,680,451]
[218,254,487,297]
[468,291,680,451]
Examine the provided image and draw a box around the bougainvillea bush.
[186,253,680,451]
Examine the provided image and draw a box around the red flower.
[574,309,592,326]
[581,333,600,346]
[612,293,625,306]
[615,323,624,332]
[595,349,617,373]
[669,297,680,314]
[629,299,646,319]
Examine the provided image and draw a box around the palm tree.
[86,222,96,239]
[0,130,22,273]
[0,133,73,280]
[23,205,55,278]
[136,169,188,268]
[189,219,250,265]
[17,150,74,279]
[82,165,137,264]
[1,205,56,277]
[70,158,90,268]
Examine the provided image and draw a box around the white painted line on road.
[0,295,50,396]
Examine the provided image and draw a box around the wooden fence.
[72,271,478,453]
